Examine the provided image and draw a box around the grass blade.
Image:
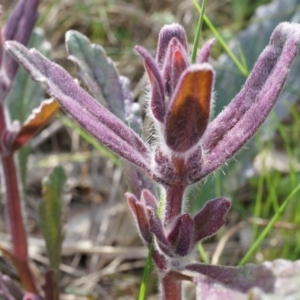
[239,182,300,266]
[138,242,154,300]
[191,0,208,63]
[192,0,248,77]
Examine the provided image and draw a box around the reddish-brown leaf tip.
[165,64,214,153]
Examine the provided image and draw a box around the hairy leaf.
[5,41,151,172]
[40,166,66,282]
[197,39,215,64]
[167,213,193,256]
[126,193,152,244]
[156,24,188,66]
[185,259,300,299]
[200,0,300,197]
[193,198,231,242]
[200,22,300,179]
[135,45,166,123]
[1,0,39,97]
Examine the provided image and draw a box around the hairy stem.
[164,184,185,226]
[160,272,182,300]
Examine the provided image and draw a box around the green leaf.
[191,0,208,63]
[40,166,66,283]
[66,30,125,121]
[138,242,154,300]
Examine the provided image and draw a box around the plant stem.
[1,153,28,259]
[191,0,207,63]
[0,104,38,294]
[161,272,182,300]
[164,184,185,226]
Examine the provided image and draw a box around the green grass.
[236,106,300,263]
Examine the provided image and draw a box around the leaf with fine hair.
[193,198,231,243]
[185,259,300,299]
[2,0,39,89]
[197,38,215,64]
[4,41,151,172]
[40,166,66,284]
[66,30,125,121]
[126,193,152,244]
[199,22,300,179]
[135,45,166,123]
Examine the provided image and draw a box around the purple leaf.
[3,0,38,44]
[200,22,300,179]
[186,259,300,299]
[141,189,158,211]
[2,0,39,84]
[162,37,189,97]
[146,206,174,257]
[194,276,245,300]
[156,24,188,67]
[135,45,166,123]
[5,41,151,171]
[167,213,193,256]
[197,38,215,63]
[193,198,231,243]
[126,193,152,244]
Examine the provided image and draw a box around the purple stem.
[0,104,38,294]
[160,272,182,300]
[164,184,185,227]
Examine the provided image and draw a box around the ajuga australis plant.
[4,17,300,299]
